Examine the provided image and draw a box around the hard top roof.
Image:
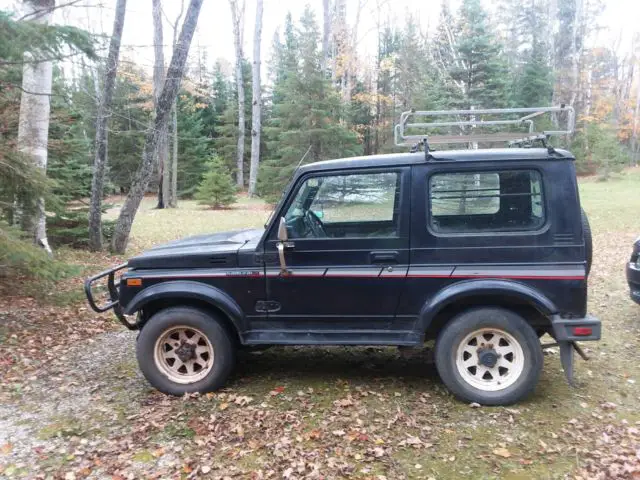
[298,148,575,174]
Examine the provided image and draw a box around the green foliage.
[573,124,630,177]
[176,91,214,197]
[0,222,77,282]
[259,7,362,202]
[212,59,252,180]
[48,206,116,249]
[0,10,96,65]
[450,0,510,109]
[194,156,237,208]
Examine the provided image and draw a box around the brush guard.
[84,263,137,330]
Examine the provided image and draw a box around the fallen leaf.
[493,447,511,458]
[201,465,211,474]
[1,443,12,454]
[332,430,346,437]
[219,402,229,411]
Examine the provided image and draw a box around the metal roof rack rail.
[394,105,575,151]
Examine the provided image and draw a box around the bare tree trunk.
[166,0,184,208]
[152,0,169,209]
[632,73,640,167]
[248,0,263,197]
[17,0,56,255]
[88,0,127,251]
[322,0,330,76]
[112,0,204,254]
[170,105,178,204]
[229,0,246,188]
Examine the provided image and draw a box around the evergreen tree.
[515,39,553,107]
[212,59,252,179]
[259,7,361,201]
[176,91,213,197]
[450,0,510,109]
[195,156,237,208]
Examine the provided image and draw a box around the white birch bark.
[17,0,55,255]
[152,0,169,209]
[229,0,246,188]
[248,0,263,197]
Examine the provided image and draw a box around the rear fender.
[123,280,246,333]
[417,279,557,334]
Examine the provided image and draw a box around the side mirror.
[277,217,288,241]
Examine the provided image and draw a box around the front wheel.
[136,306,236,395]
[435,307,543,405]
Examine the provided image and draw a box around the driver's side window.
[284,171,400,239]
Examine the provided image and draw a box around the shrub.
[48,205,116,249]
[0,221,77,282]
[194,156,237,208]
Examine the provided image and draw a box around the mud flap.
[559,341,575,386]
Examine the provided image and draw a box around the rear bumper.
[627,262,640,305]
[551,314,601,342]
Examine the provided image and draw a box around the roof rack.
[394,105,575,150]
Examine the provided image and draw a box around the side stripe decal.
[131,265,585,281]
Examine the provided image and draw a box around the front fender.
[417,279,558,332]
[123,280,246,333]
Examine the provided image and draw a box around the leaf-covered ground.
[1,172,640,479]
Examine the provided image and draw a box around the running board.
[242,330,422,346]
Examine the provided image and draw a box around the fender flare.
[417,279,558,333]
[123,280,246,333]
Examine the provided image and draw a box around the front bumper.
[626,261,640,305]
[84,263,138,330]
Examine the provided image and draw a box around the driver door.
[262,168,411,330]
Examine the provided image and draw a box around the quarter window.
[429,170,544,233]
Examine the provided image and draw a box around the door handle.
[370,251,399,264]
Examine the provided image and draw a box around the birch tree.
[112,0,204,253]
[248,0,263,196]
[152,0,170,209]
[321,0,330,76]
[16,0,55,255]
[164,0,185,207]
[88,0,127,251]
[229,0,246,188]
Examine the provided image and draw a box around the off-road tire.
[136,306,235,396]
[435,307,543,406]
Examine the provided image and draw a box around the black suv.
[86,145,600,406]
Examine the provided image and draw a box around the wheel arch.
[419,279,557,339]
[123,281,246,342]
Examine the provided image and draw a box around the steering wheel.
[304,210,327,238]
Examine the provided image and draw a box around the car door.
[262,167,411,330]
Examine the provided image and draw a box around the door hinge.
[255,300,281,313]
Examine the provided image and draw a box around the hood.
[127,228,264,270]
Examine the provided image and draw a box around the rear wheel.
[435,307,543,405]
[137,307,236,395]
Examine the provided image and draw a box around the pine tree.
[175,91,213,197]
[195,156,237,208]
[259,7,361,201]
[450,0,510,109]
[212,60,252,178]
[516,39,553,107]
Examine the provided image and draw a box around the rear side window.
[429,170,544,233]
